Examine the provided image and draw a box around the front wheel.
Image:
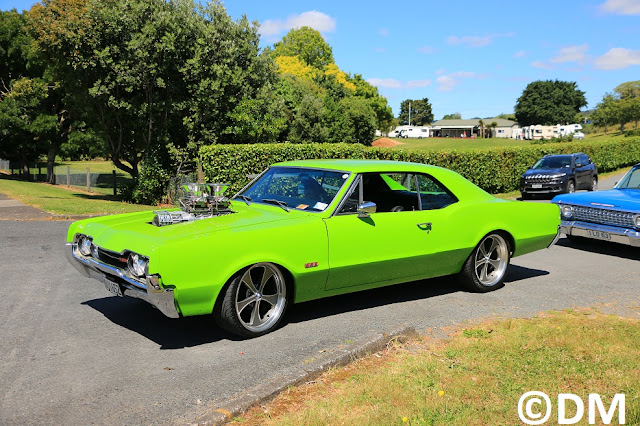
[589,177,598,191]
[566,180,576,194]
[458,233,511,292]
[214,263,288,338]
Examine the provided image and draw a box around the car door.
[575,155,591,189]
[323,172,460,290]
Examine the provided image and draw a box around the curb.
[192,324,418,425]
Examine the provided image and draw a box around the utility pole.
[409,101,412,126]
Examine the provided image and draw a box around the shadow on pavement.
[82,297,232,349]
[556,236,640,261]
[83,263,550,346]
[286,263,549,325]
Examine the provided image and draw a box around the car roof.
[272,159,449,174]
[543,153,584,158]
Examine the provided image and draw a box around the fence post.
[67,166,70,187]
[113,170,117,196]
[38,163,42,181]
[86,166,90,193]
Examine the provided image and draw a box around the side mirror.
[357,201,377,218]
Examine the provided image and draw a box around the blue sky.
[3,0,640,118]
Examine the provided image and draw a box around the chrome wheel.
[234,263,286,333]
[473,234,509,287]
[567,180,576,193]
[590,177,598,191]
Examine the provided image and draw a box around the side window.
[336,177,361,214]
[580,154,590,165]
[416,174,458,210]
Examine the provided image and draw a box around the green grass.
[382,137,531,151]
[0,174,155,215]
[236,309,640,425]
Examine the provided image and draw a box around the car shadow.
[82,297,234,349]
[556,237,640,261]
[82,264,549,346]
[285,264,548,325]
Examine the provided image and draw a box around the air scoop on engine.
[152,182,233,226]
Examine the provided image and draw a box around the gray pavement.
[0,172,638,425]
[0,193,53,220]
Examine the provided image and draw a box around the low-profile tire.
[458,233,511,293]
[589,176,598,191]
[214,262,288,338]
[566,180,576,194]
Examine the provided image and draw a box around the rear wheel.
[459,233,510,292]
[214,263,288,338]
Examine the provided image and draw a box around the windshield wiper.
[234,194,252,205]
[261,198,290,212]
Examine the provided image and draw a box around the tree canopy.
[398,98,433,126]
[514,80,587,126]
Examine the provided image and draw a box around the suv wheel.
[589,177,598,191]
[566,180,576,194]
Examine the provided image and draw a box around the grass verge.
[0,175,154,215]
[234,309,640,425]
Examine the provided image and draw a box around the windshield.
[615,166,640,190]
[239,167,350,212]
[532,156,572,170]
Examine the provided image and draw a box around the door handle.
[417,222,432,233]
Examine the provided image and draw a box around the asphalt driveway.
[1,172,638,424]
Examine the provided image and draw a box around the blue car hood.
[552,189,640,212]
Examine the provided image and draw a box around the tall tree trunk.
[46,146,57,184]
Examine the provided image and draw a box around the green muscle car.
[66,160,560,337]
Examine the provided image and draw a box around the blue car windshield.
[616,167,640,190]
[532,156,572,169]
[240,167,350,212]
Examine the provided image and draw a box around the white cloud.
[512,50,526,58]
[260,11,336,37]
[594,47,640,69]
[446,32,515,47]
[417,45,437,54]
[600,0,640,15]
[435,68,446,75]
[436,71,479,91]
[378,28,390,36]
[550,44,589,64]
[367,78,431,89]
[531,60,553,70]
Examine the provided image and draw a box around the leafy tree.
[288,94,329,143]
[591,93,620,132]
[271,26,334,69]
[331,96,376,145]
[398,98,433,126]
[489,121,498,137]
[614,81,640,99]
[477,119,485,138]
[442,112,461,120]
[514,80,587,126]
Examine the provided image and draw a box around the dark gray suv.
[520,153,598,199]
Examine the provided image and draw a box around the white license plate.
[532,184,542,189]
[587,230,611,241]
[103,277,123,297]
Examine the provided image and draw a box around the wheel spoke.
[478,243,488,257]
[487,238,498,256]
[236,295,257,314]
[249,300,263,327]
[261,294,279,307]
[480,263,489,282]
[259,267,275,292]
[475,257,486,270]
[241,271,258,294]
[488,258,501,271]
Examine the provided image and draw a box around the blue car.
[552,163,640,247]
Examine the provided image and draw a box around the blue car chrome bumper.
[560,220,640,247]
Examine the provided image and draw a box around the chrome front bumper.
[65,243,179,318]
[560,221,640,247]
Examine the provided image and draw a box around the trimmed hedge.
[200,138,640,194]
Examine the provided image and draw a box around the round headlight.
[561,205,574,219]
[127,253,148,278]
[635,214,640,228]
[78,236,93,256]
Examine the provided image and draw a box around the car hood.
[68,202,313,255]
[522,168,570,177]
[552,189,640,212]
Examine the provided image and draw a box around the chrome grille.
[525,174,554,184]
[573,206,635,228]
